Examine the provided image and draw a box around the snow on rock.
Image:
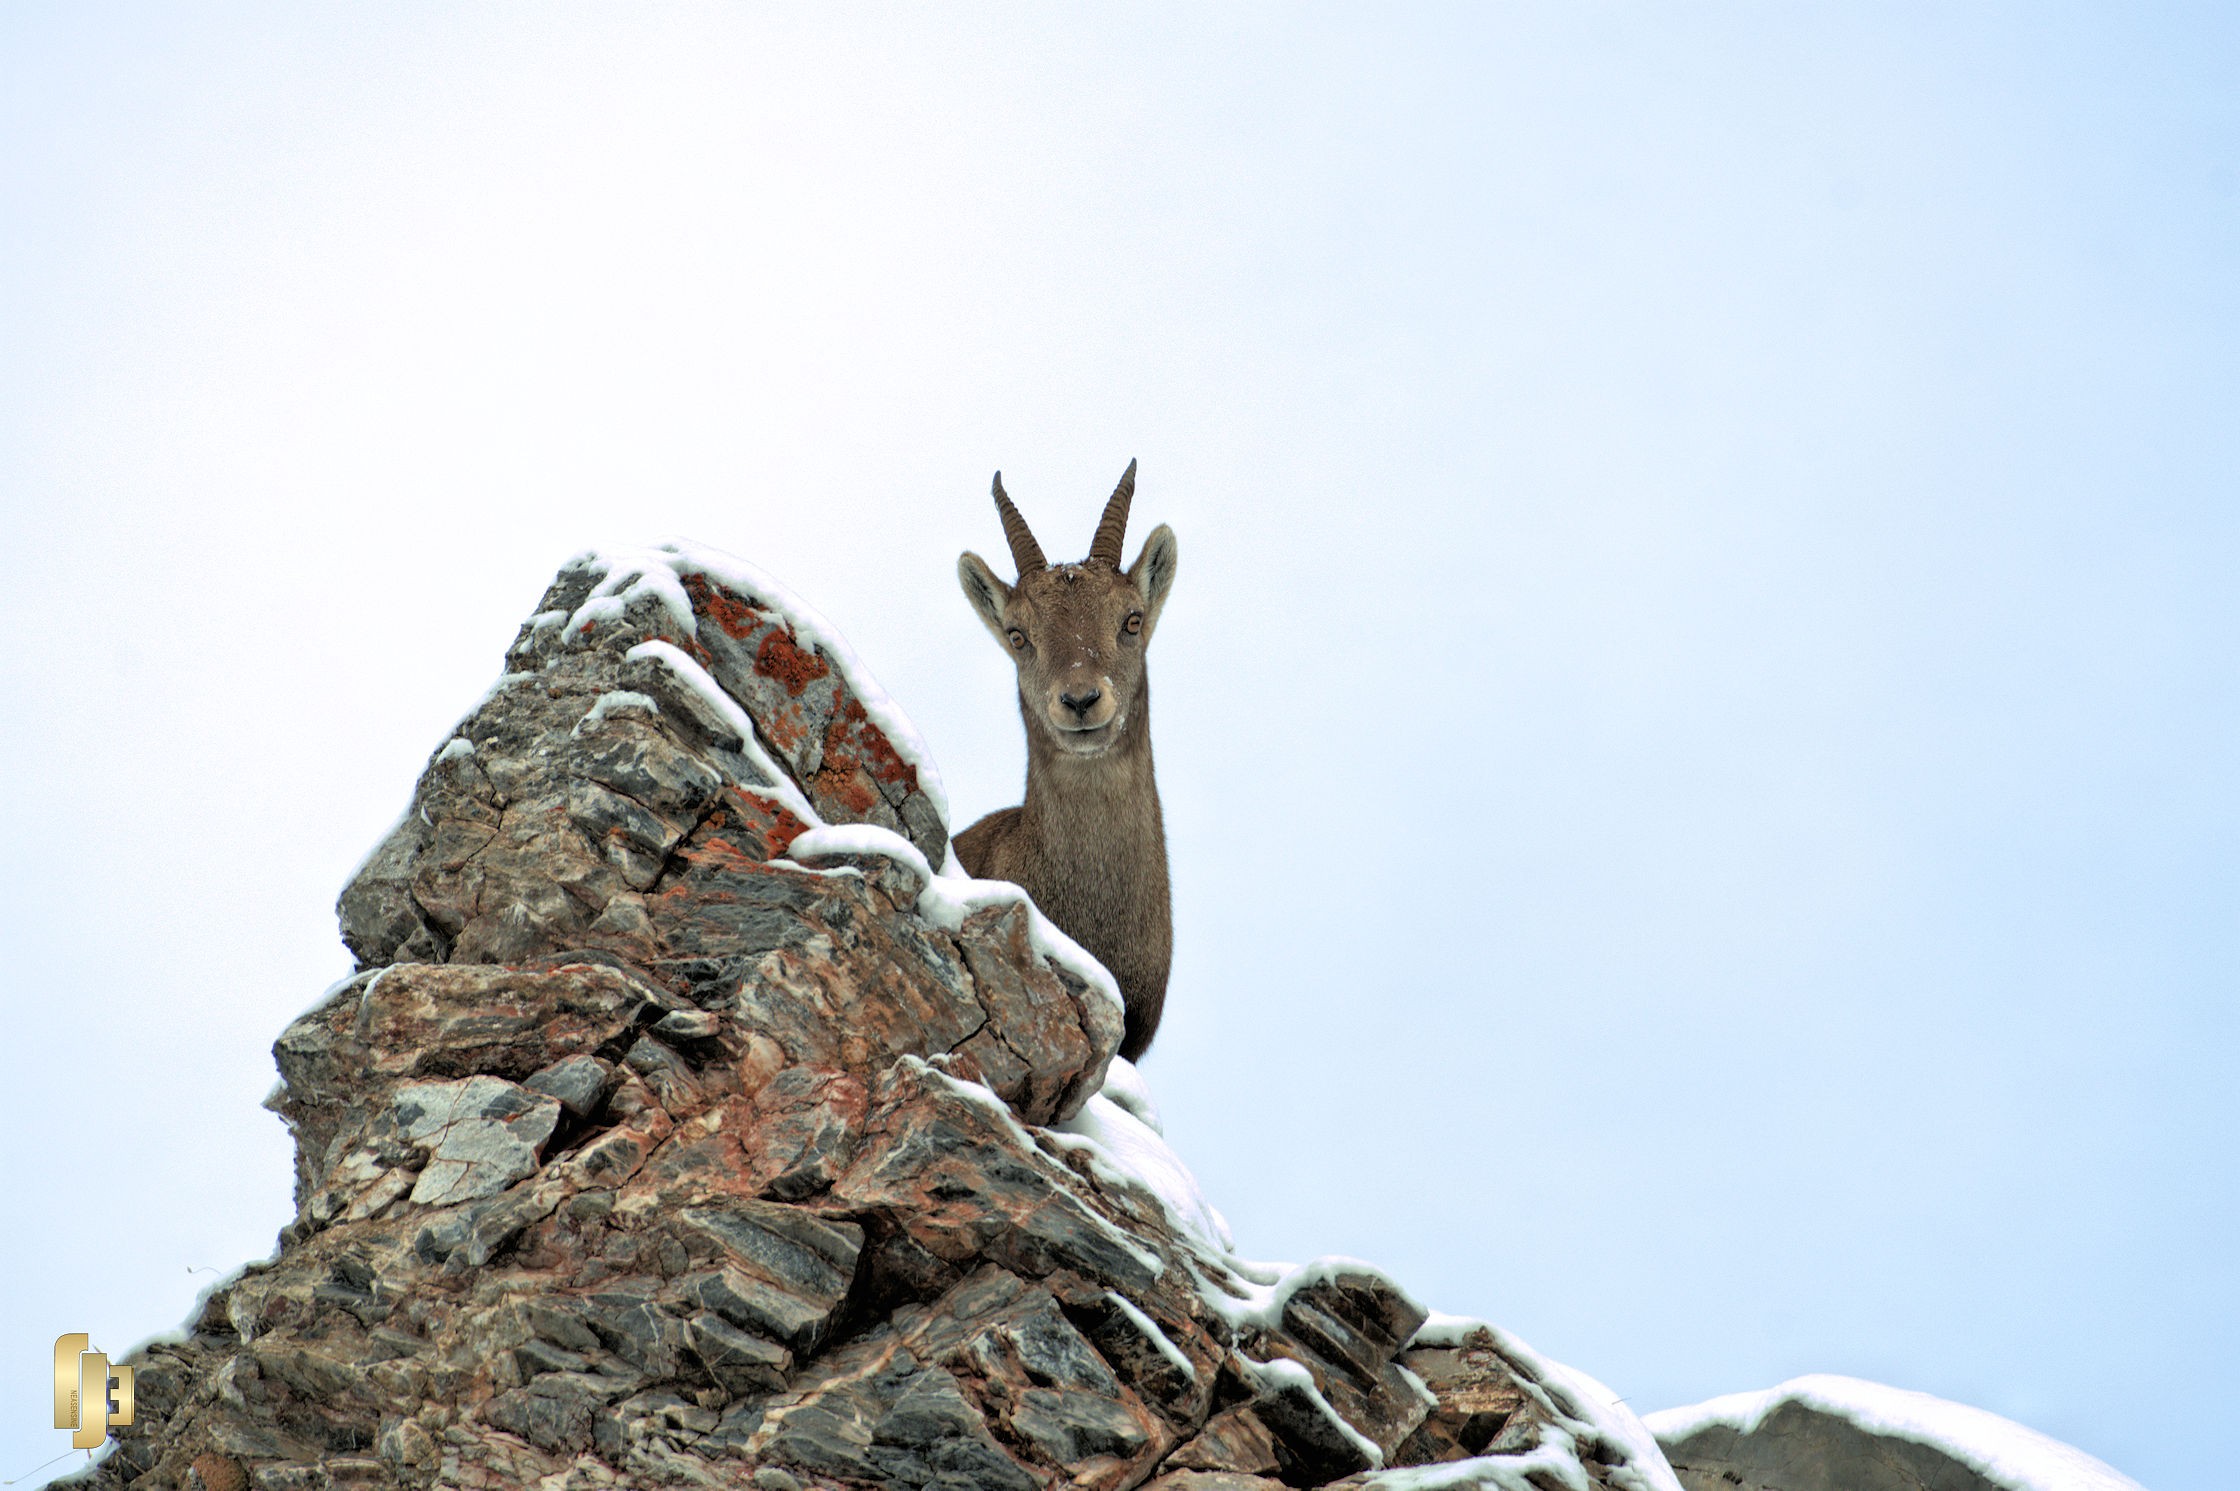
[782,819,1126,1036]
[625,638,821,827]
[570,688,661,734]
[1644,1375,2145,1491]
[1050,1080,1235,1252]
[105,540,1693,1491]
[568,539,951,829]
[1377,1313,1682,1491]
[1097,1052,1166,1132]
[337,539,956,970]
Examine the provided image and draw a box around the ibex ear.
[957,552,1014,643]
[1128,525,1178,638]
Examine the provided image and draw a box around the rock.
[79,542,1674,1491]
[336,547,950,975]
[1171,1405,1284,1475]
[1392,1328,1535,1462]
[393,1076,561,1206]
[1647,1375,2146,1491]
[522,1054,613,1118]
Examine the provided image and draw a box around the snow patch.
[572,689,661,734]
[565,558,700,641]
[1096,1055,1164,1134]
[1049,1089,1233,1252]
[1353,1442,1594,1491]
[1191,1254,1426,1339]
[1643,1375,2144,1491]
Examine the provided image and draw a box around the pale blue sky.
[2,7,2233,1488]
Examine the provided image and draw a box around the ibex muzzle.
[953,461,1179,1061]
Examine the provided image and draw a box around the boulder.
[1646,1376,2145,1491]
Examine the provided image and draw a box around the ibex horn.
[991,472,1047,575]
[1087,458,1137,569]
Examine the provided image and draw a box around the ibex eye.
[1007,629,1028,650]
[1123,613,1144,636]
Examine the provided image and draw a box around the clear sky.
[2,6,2233,1488]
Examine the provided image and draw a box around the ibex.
[953,460,1179,1062]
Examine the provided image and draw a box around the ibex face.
[957,461,1179,758]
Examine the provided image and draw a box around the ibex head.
[958,460,1179,758]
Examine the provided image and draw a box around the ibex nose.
[1060,688,1102,719]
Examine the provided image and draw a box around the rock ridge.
[82,542,1679,1491]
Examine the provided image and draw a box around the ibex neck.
[1019,685,1160,821]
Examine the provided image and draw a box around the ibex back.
[952,460,1179,1061]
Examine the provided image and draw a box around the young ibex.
[953,460,1179,1061]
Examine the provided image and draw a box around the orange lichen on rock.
[811,762,881,816]
[650,792,814,889]
[806,690,921,815]
[845,694,920,791]
[682,572,769,641]
[717,789,812,862]
[753,627,831,697]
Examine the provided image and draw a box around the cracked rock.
[80,543,1674,1491]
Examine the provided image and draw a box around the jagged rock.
[1390,1327,1536,1463]
[81,543,1674,1491]
[1171,1406,1283,1476]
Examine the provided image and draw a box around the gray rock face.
[1649,1380,2146,1491]
[82,544,1674,1491]
[394,1076,562,1205]
[1660,1399,2009,1491]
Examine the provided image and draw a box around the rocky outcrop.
[84,543,1678,1491]
[1646,1376,2145,1491]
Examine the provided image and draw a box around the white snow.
[1048,1087,1235,1251]
[434,736,475,763]
[1351,1442,1596,1491]
[1642,1375,2145,1491]
[562,540,951,829]
[572,689,662,734]
[1095,1054,1165,1133]
[564,555,701,640]
[1189,1253,1428,1340]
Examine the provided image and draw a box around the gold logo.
[53,1335,134,1449]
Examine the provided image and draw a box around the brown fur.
[954,464,1179,1061]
